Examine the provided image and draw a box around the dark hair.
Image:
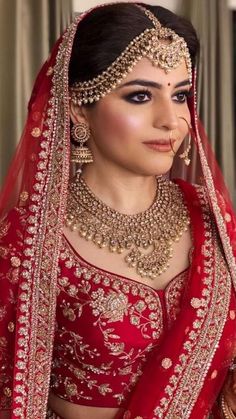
[69,2,199,87]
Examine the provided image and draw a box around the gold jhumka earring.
[178,117,192,166]
[71,122,93,164]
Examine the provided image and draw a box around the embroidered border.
[12,92,56,416]
[153,186,231,418]
[27,28,72,418]
[193,70,236,288]
[12,13,87,419]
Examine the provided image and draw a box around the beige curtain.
[179,0,235,200]
[0,0,73,186]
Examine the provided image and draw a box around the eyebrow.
[118,78,191,89]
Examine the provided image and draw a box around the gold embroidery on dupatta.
[0,337,12,408]
[153,186,231,418]
[193,70,236,287]
[197,137,236,282]
[0,209,26,410]
[12,17,85,419]
[0,217,11,258]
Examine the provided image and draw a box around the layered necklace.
[65,175,190,280]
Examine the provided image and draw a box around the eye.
[173,90,192,104]
[123,89,152,104]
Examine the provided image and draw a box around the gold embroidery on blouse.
[91,289,129,322]
[165,270,186,328]
[59,240,164,340]
[51,238,188,405]
[54,248,160,403]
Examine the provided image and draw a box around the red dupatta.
[0,3,236,418]
[124,179,236,418]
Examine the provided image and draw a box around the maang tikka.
[70,5,192,106]
[71,122,93,164]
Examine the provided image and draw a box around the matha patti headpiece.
[70,5,192,106]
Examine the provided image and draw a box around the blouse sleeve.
[0,207,27,411]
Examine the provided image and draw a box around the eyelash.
[123,89,192,104]
[173,90,192,103]
[124,89,152,104]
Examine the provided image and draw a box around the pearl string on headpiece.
[70,4,192,105]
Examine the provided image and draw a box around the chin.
[136,157,174,177]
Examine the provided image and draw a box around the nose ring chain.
[169,130,176,155]
[169,117,192,166]
[178,117,192,166]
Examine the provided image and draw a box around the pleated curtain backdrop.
[0,0,73,186]
[179,0,236,202]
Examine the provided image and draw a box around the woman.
[0,2,236,418]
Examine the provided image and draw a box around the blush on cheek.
[98,108,145,141]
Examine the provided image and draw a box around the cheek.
[92,104,146,141]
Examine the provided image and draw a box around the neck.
[81,164,157,215]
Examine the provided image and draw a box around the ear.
[70,102,89,125]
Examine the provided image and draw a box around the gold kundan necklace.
[65,176,190,280]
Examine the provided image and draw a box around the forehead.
[122,58,189,86]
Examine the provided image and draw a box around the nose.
[153,98,179,131]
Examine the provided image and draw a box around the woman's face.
[78,58,191,177]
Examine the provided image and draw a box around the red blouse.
[50,237,189,408]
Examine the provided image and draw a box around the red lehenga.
[0,4,236,419]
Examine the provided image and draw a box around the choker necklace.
[65,176,190,280]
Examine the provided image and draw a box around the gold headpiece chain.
[70,4,192,105]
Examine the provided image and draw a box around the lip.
[143,139,175,152]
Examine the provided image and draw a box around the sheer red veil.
[0,3,236,418]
